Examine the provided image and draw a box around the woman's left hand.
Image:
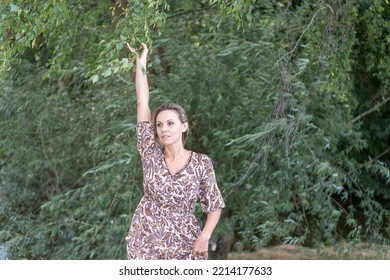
[126,42,148,69]
[193,234,209,259]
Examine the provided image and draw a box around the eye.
[167,121,174,126]
[156,123,163,128]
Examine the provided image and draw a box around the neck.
[164,144,186,161]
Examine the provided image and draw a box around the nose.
[160,124,167,132]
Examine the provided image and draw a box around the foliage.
[1,0,390,259]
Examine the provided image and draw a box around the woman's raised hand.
[127,42,148,70]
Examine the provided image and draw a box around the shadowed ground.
[228,243,390,260]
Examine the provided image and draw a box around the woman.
[125,43,225,260]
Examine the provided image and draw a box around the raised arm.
[127,42,151,122]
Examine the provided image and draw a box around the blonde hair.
[153,103,189,145]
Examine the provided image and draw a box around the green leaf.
[10,3,19,13]
[122,58,131,69]
[116,43,124,50]
[91,75,99,84]
[102,68,112,78]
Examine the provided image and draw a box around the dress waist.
[142,194,193,217]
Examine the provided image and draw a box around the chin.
[162,141,173,146]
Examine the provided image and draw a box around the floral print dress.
[126,121,225,260]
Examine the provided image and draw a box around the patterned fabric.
[126,121,225,260]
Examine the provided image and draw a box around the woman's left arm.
[193,208,222,258]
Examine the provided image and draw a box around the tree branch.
[371,147,390,162]
[275,4,334,65]
[167,3,216,20]
[351,95,390,124]
[344,146,390,180]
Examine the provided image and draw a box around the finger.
[126,42,136,53]
[195,251,208,255]
[140,42,148,51]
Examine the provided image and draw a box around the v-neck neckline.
[163,151,193,176]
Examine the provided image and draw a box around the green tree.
[1,0,389,260]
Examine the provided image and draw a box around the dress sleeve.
[136,121,157,159]
[198,155,226,213]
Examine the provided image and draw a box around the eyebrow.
[156,119,175,123]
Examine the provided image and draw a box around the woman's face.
[156,110,188,146]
